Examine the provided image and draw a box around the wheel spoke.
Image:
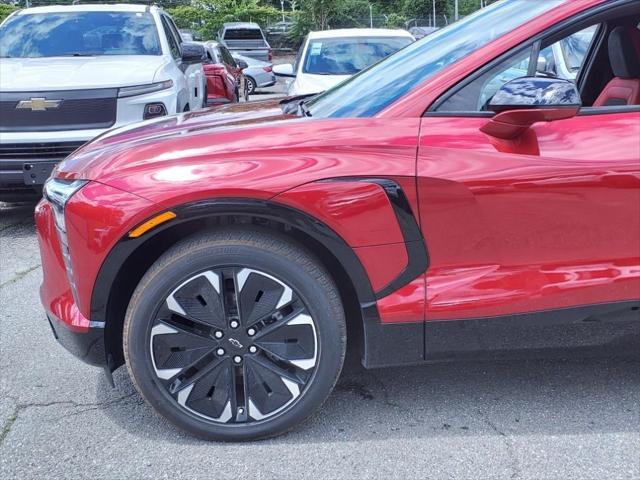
[236,268,292,326]
[150,322,216,380]
[254,313,317,371]
[245,356,301,420]
[176,358,234,422]
[167,271,226,329]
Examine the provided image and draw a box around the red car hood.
[57,99,298,181]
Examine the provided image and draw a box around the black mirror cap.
[237,60,249,69]
[181,42,205,64]
[488,77,581,114]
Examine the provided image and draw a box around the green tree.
[0,3,19,23]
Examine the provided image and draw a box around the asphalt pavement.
[1,201,639,477]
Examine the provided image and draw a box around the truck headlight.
[118,80,174,98]
[43,178,88,303]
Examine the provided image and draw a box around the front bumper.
[35,198,108,367]
[47,313,107,367]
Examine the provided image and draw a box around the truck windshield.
[306,0,564,118]
[0,11,162,58]
[302,37,413,75]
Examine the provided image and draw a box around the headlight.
[118,80,174,98]
[43,178,88,304]
[43,178,88,234]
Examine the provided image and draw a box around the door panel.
[418,112,640,320]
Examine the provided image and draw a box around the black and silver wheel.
[124,229,346,440]
[245,76,256,95]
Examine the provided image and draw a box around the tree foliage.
[0,3,19,23]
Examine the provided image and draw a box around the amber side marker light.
[129,211,177,238]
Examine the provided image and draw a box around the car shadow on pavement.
[97,351,640,445]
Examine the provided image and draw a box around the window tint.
[0,11,161,57]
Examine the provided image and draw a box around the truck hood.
[291,74,350,96]
[57,99,298,181]
[0,56,168,91]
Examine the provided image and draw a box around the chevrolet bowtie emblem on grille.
[16,97,62,111]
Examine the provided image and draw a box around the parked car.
[264,20,293,49]
[232,53,276,95]
[218,22,272,62]
[179,28,200,42]
[200,41,246,104]
[273,28,414,96]
[36,0,640,442]
[0,3,206,202]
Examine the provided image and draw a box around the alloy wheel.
[148,267,318,424]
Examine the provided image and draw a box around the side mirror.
[273,63,295,77]
[481,77,581,139]
[236,59,249,70]
[181,42,205,64]
[536,56,547,74]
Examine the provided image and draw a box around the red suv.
[201,41,245,104]
[36,0,640,441]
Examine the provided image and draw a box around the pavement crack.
[0,393,138,444]
[481,415,521,480]
[0,263,41,289]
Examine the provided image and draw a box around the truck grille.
[0,89,117,132]
[0,142,85,162]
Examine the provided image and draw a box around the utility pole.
[432,0,436,27]
[454,0,459,21]
[369,4,373,28]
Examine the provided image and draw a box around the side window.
[436,24,599,113]
[161,16,180,59]
[537,25,598,81]
[220,46,237,68]
[437,47,533,112]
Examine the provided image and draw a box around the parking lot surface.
[1,201,638,480]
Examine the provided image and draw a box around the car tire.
[246,76,256,95]
[123,228,346,441]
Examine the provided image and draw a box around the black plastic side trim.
[47,314,107,367]
[424,301,640,362]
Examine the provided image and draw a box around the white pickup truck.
[0,3,206,201]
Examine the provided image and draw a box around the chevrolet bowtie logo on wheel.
[16,97,62,111]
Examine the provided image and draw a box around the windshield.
[303,37,413,75]
[306,0,564,118]
[0,11,161,58]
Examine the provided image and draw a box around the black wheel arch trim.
[90,179,429,370]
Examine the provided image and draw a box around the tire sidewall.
[125,235,345,441]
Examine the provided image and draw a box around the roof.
[222,22,262,29]
[308,28,414,40]
[15,4,153,14]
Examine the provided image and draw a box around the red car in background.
[36,0,639,441]
[201,41,246,104]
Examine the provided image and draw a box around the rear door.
[417,20,640,322]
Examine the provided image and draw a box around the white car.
[273,28,414,96]
[0,3,206,200]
